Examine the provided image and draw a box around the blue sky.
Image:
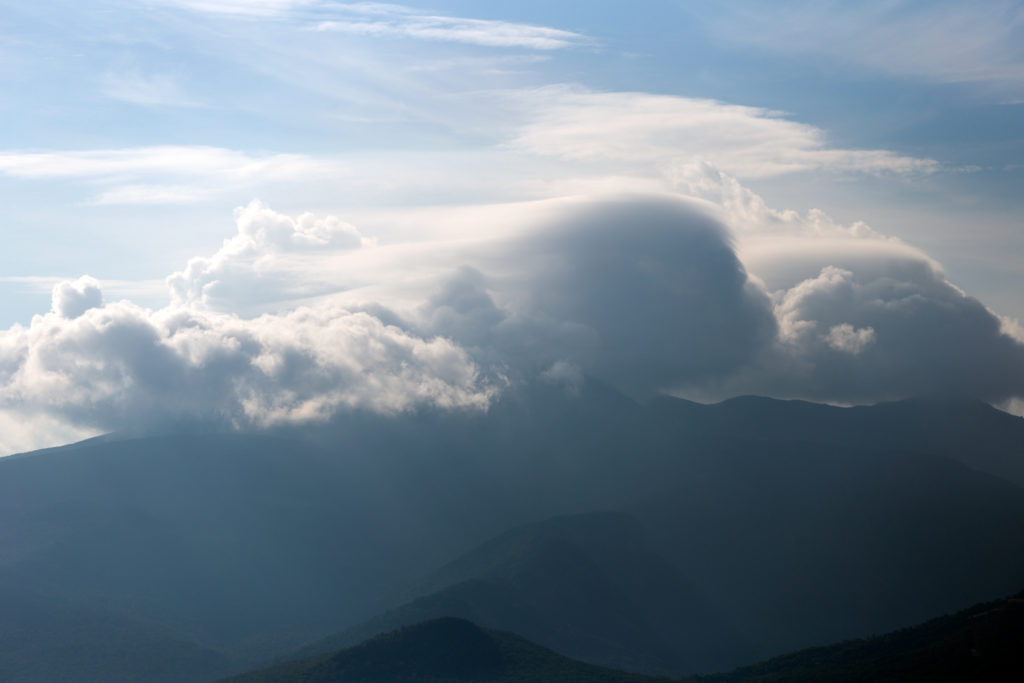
[0,0,1022,452]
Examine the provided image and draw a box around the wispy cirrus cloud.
[316,6,588,50]
[158,0,588,49]
[154,0,318,17]
[0,146,342,204]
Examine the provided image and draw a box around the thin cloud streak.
[0,146,343,205]
[316,15,586,50]
[159,0,589,50]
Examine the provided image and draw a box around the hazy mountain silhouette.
[650,394,1024,487]
[218,617,661,683]
[0,568,228,683]
[685,588,1024,682]
[295,512,746,674]
[224,588,1024,683]
[2,380,1024,681]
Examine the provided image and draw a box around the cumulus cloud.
[4,187,1024,454]
[700,253,1024,405]
[168,200,369,311]
[0,287,495,439]
[51,276,103,319]
[658,167,1024,405]
[824,323,876,355]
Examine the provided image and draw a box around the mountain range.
[1,380,1022,681]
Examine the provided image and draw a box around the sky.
[0,0,1022,453]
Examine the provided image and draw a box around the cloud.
[824,323,876,355]
[4,187,1024,453]
[695,1,1024,101]
[512,89,940,179]
[155,0,317,17]
[159,0,587,49]
[0,146,340,205]
[168,200,370,311]
[316,11,587,50]
[766,261,1024,402]
[658,165,1024,405]
[0,283,496,442]
[51,276,104,319]
[417,195,778,399]
[672,161,896,240]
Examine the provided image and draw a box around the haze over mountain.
[2,382,1023,682]
[220,617,660,683]
[2,3,1023,683]
[221,587,1024,683]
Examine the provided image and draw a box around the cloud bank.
[2,185,1023,454]
[0,294,494,439]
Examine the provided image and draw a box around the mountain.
[295,512,747,674]
[686,589,1024,682]
[217,617,662,683]
[2,382,1024,680]
[221,587,1024,683]
[0,568,228,683]
[651,394,1024,487]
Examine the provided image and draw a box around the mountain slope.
[0,569,229,683]
[2,383,1024,680]
[218,617,662,683]
[687,589,1024,682]
[296,512,746,674]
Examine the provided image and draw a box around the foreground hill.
[687,589,1024,682]
[225,589,1024,683]
[2,382,1024,680]
[218,617,660,683]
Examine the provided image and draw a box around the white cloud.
[317,13,586,50]
[0,146,331,180]
[168,200,370,311]
[159,0,587,49]
[4,184,1024,454]
[511,89,939,178]
[51,276,103,319]
[88,184,217,205]
[155,0,318,17]
[0,146,342,205]
[0,282,496,450]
